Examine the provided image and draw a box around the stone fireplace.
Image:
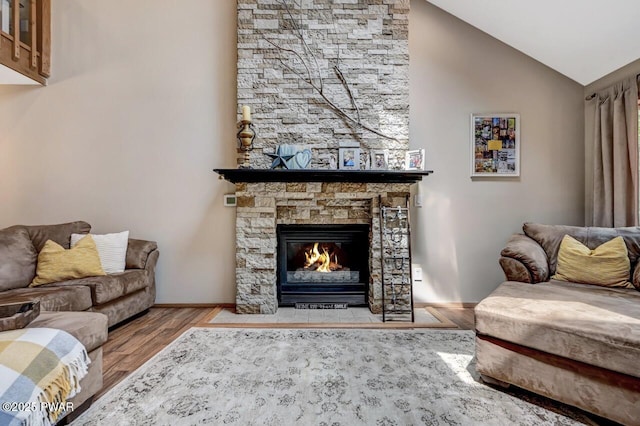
[234,181,411,314]
[229,0,418,315]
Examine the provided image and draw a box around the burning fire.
[304,242,341,273]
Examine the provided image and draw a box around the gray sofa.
[475,223,640,425]
[0,220,158,328]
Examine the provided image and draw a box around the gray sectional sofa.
[475,223,640,425]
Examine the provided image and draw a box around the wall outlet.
[412,266,423,281]
[414,194,423,208]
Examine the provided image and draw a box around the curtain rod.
[585,73,640,101]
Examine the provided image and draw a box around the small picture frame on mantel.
[339,147,360,170]
[405,149,425,170]
[371,150,389,170]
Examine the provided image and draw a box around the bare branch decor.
[236,0,409,168]
[263,0,397,142]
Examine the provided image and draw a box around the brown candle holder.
[237,120,256,169]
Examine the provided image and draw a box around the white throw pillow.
[71,231,129,274]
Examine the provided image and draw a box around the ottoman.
[475,280,640,425]
[27,311,108,419]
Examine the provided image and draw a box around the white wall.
[409,1,585,303]
[0,0,586,304]
[0,0,238,303]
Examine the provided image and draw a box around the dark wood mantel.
[213,168,433,184]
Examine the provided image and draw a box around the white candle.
[242,105,251,121]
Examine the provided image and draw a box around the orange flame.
[304,242,336,273]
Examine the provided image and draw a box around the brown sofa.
[475,223,640,425]
[28,311,108,421]
[0,220,159,328]
[0,221,159,421]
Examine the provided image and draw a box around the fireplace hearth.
[277,224,369,306]
[225,180,422,314]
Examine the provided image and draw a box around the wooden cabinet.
[0,0,50,85]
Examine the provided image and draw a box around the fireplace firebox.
[277,224,370,306]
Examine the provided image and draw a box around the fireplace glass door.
[277,225,369,306]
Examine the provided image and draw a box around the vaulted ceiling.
[427,0,640,85]
[3,1,638,86]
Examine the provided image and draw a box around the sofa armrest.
[499,234,549,283]
[125,239,158,270]
[633,263,640,291]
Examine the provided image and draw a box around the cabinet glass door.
[0,1,31,45]
[0,0,12,35]
[19,0,30,45]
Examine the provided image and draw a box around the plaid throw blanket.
[0,328,90,426]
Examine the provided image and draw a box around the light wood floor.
[98,306,475,399]
[98,307,612,425]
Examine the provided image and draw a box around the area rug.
[73,328,586,425]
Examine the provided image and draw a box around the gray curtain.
[586,75,639,227]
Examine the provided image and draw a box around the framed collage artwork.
[471,113,520,177]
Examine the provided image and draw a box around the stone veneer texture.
[235,182,410,314]
[237,0,410,169]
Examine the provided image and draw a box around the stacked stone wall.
[237,0,410,169]
[235,182,410,313]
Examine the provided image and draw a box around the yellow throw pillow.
[552,235,633,288]
[30,235,106,287]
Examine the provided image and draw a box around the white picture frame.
[471,113,520,177]
[405,149,425,171]
[339,147,360,170]
[371,150,389,170]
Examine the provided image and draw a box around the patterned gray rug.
[73,328,586,425]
